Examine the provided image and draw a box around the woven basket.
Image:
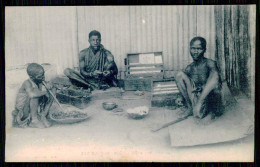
[49,104,90,124]
[50,113,89,124]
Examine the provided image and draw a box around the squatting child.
[12,63,56,128]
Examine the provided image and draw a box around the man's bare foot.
[29,119,45,128]
[194,113,215,126]
[41,116,52,128]
[99,84,109,90]
[177,107,193,118]
[69,85,80,90]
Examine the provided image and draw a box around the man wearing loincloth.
[64,30,118,90]
[12,63,56,128]
[175,37,223,120]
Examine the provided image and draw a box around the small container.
[102,102,118,111]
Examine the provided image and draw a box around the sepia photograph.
[5,5,256,162]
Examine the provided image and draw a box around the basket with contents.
[49,104,89,124]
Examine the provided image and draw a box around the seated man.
[64,30,118,90]
[12,63,55,128]
[175,37,223,120]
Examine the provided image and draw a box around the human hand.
[45,82,53,90]
[103,70,111,77]
[42,90,48,95]
[42,81,55,96]
[92,70,103,77]
[42,90,50,99]
[45,90,54,103]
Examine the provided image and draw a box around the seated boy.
[12,63,56,128]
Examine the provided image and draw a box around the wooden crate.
[151,79,180,107]
[124,52,164,91]
[124,77,152,91]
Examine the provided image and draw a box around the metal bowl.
[102,102,117,110]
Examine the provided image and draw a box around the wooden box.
[124,52,164,91]
[151,79,180,107]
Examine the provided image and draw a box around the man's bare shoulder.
[79,48,89,59]
[79,48,89,53]
[79,52,85,58]
[21,79,32,89]
[104,48,112,54]
[206,58,217,68]
[184,63,194,74]
[186,62,195,69]
[206,58,216,63]
[79,48,89,56]
[103,48,114,62]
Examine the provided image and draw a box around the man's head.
[88,30,101,51]
[27,63,45,83]
[190,37,207,61]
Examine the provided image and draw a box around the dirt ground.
[5,72,254,162]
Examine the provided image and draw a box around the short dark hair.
[190,37,207,49]
[89,30,101,39]
[27,63,44,77]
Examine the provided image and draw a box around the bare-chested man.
[175,37,223,120]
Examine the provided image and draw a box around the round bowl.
[102,102,117,111]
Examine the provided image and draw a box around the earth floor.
[5,84,254,162]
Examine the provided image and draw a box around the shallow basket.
[49,104,90,124]
[50,113,90,124]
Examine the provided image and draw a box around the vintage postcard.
[5,5,255,162]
